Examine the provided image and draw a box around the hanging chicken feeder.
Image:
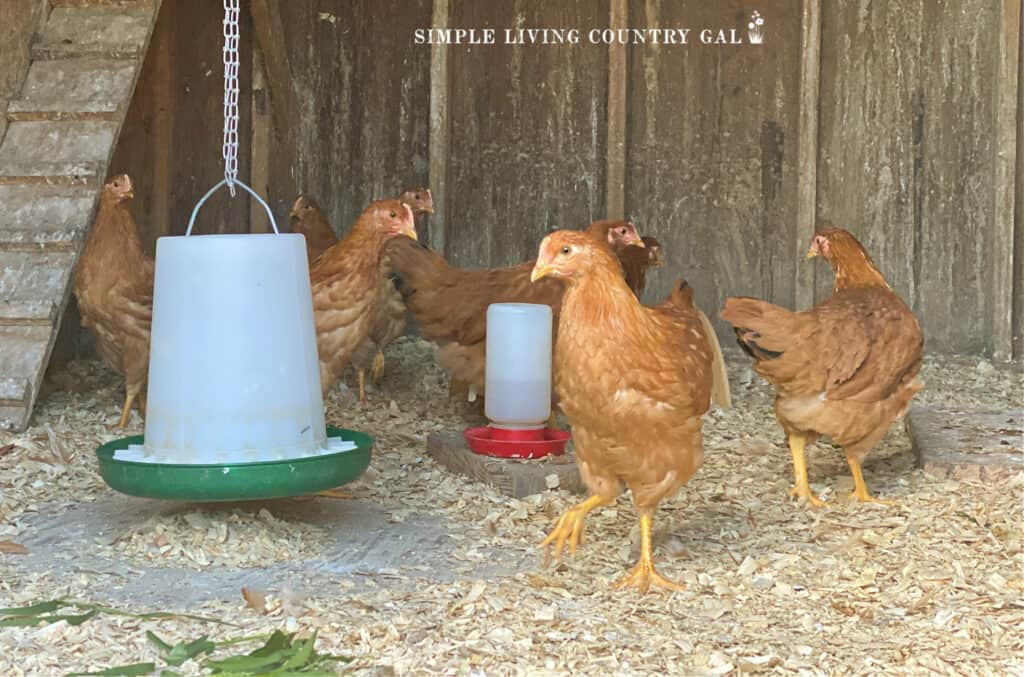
[464,303,570,459]
[96,1,370,501]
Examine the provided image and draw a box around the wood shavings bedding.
[0,338,1020,675]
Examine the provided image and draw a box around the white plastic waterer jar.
[484,303,552,430]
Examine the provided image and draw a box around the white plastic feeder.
[114,180,346,465]
[484,303,553,430]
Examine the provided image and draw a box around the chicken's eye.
[560,246,571,255]
[389,210,397,218]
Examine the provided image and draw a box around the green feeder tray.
[96,427,371,502]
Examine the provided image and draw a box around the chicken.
[72,174,153,427]
[720,227,923,506]
[530,230,714,593]
[348,186,435,401]
[619,235,664,298]
[290,195,337,265]
[383,219,644,401]
[313,200,416,396]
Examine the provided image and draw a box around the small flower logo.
[748,11,764,44]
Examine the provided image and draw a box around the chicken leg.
[117,383,144,428]
[787,433,825,507]
[615,513,686,594]
[357,369,367,403]
[541,494,611,561]
[845,451,895,505]
[370,350,386,383]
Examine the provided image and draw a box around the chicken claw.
[787,433,826,508]
[614,514,686,594]
[788,484,827,508]
[541,495,609,562]
[370,350,386,383]
[844,454,896,506]
[314,488,353,499]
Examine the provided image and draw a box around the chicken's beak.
[400,224,418,241]
[806,247,818,259]
[530,263,553,283]
[634,238,646,248]
[423,205,435,214]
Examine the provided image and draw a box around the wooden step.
[0,250,78,307]
[31,5,156,60]
[0,301,58,326]
[0,184,96,249]
[0,120,117,181]
[8,58,136,122]
[0,327,53,430]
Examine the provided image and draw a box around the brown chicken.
[619,235,665,297]
[530,230,714,593]
[290,195,337,265]
[72,174,154,427]
[313,200,416,396]
[720,227,923,506]
[348,187,435,400]
[384,219,646,401]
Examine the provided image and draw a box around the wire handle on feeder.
[186,179,280,236]
[222,0,240,196]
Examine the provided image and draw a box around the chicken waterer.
[463,303,570,459]
[96,179,371,502]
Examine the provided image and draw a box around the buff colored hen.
[312,200,416,396]
[72,174,153,428]
[721,227,923,506]
[531,230,714,593]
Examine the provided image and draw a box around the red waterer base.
[463,426,571,459]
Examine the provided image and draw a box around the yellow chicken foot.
[541,495,610,562]
[117,391,137,428]
[787,433,826,507]
[357,369,367,403]
[845,453,896,506]
[614,513,686,594]
[314,488,353,499]
[370,350,386,383]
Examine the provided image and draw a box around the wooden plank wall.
[443,1,610,268]
[625,0,803,319]
[268,0,432,242]
[103,0,1021,358]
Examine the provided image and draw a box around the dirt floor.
[0,338,1021,676]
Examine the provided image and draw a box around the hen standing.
[349,187,434,400]
[720,227,923,506]
[290,195,337,265]
[531,231,714,593]
[72,174,153,427]
[313,200,416,396]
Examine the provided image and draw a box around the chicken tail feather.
[696,308,732,409]
[720,296,796,362]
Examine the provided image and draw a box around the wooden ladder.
[0,0,161,431]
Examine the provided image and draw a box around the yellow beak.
[634,238,646,248]
[530,263,553,283]
[806,247,817,259]
[400,225,418,241]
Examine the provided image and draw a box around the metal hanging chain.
[222,0,240,196]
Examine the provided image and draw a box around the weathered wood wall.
[105,0,1022,357]
[444,0,610,268]
[625,0,803,321]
